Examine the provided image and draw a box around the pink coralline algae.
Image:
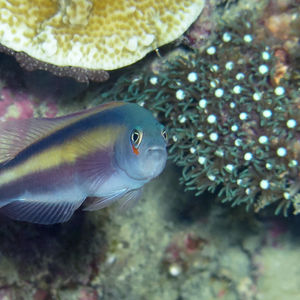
[0,88,34,121]
[78,288,99,300]
[0,85,60,121]
[162,232,207,276]
[44,101,59,118]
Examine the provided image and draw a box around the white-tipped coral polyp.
[100,13,300,216]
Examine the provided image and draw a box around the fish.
[0,102,168,224]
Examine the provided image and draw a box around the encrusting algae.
[0,0,205,82]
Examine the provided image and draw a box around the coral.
[0,44,109,83]
[0,0,205,82]
[98,12,300,215]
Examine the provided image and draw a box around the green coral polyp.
[99,15,299,215]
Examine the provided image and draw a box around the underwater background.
[0,0,299,299]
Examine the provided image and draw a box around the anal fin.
[0,198,85,224]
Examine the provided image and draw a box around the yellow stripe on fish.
[0,102,167,224]
[0,102,125,165]
[0,125,124,186]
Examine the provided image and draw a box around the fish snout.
[144,146,167,178]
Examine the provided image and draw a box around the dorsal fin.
[0,102,125,164]
[0,119,61,163]
[0,118,72,164]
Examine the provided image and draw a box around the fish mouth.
[116,147,167,182]
[134,146,167,181]
[144,147,167,178]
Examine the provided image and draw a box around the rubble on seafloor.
[0,165,299,299]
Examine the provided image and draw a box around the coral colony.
[100,17,300,215]
[0,0,204,81]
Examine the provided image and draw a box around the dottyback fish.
[0,102,167,224]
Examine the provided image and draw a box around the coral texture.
[99,13,300,215]
[0,0,205,73]
[0,44,109,83]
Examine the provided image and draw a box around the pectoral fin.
[84,189,142,211]
[118,189,142,210]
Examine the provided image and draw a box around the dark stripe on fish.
[1,106,124,171]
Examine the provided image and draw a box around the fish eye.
[131,129,143,148]
[161,128,167,142]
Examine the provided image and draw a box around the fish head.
[114,104,168,182]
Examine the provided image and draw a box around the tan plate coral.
[0,0,205,81]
